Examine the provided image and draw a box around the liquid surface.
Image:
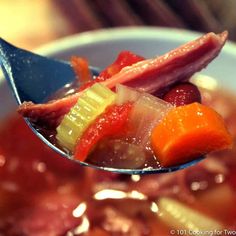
[0,87,236,235]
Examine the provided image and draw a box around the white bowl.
[1,26,236,119]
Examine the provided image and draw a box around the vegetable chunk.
[151,102,233,167]
[74,103,132,162]
[56,83,116,151]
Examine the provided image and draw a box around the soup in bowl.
[0,27,236,235]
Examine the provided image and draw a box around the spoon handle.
[0,38,75,104]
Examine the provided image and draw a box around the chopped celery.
[56,83,117,151]
[158,197,223,232]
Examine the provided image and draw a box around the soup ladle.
[0,38,203,174]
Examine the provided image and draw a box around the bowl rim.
[1,26,236,84]
[34,26,236,56]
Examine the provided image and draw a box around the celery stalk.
[56,83,116,151]
[158,197,223,233]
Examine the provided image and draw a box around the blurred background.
[1,0,236,50]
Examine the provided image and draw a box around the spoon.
[0,38,203,174]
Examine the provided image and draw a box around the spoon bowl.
[0,38,203,174]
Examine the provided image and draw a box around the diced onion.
[89,139,147,169]
[116,84,173,148]
[116,84,140,104]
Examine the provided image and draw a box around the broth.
[0,87,236,235]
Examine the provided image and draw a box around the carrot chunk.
[71,56,92,83]
[151,102,233,167]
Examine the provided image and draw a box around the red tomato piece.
[98,50,145,80]
[74,103,133,162]
[78,51,144,91]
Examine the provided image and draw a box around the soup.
[0,85,236,235]
[18,32,232,171]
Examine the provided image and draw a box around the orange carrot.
[70,56,92,83]
[151,102,233,167]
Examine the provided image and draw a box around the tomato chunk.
[74,103,133,161]
[78,51,144,91]
[98,50,145,80]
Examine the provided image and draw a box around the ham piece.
[18,32,228,129]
